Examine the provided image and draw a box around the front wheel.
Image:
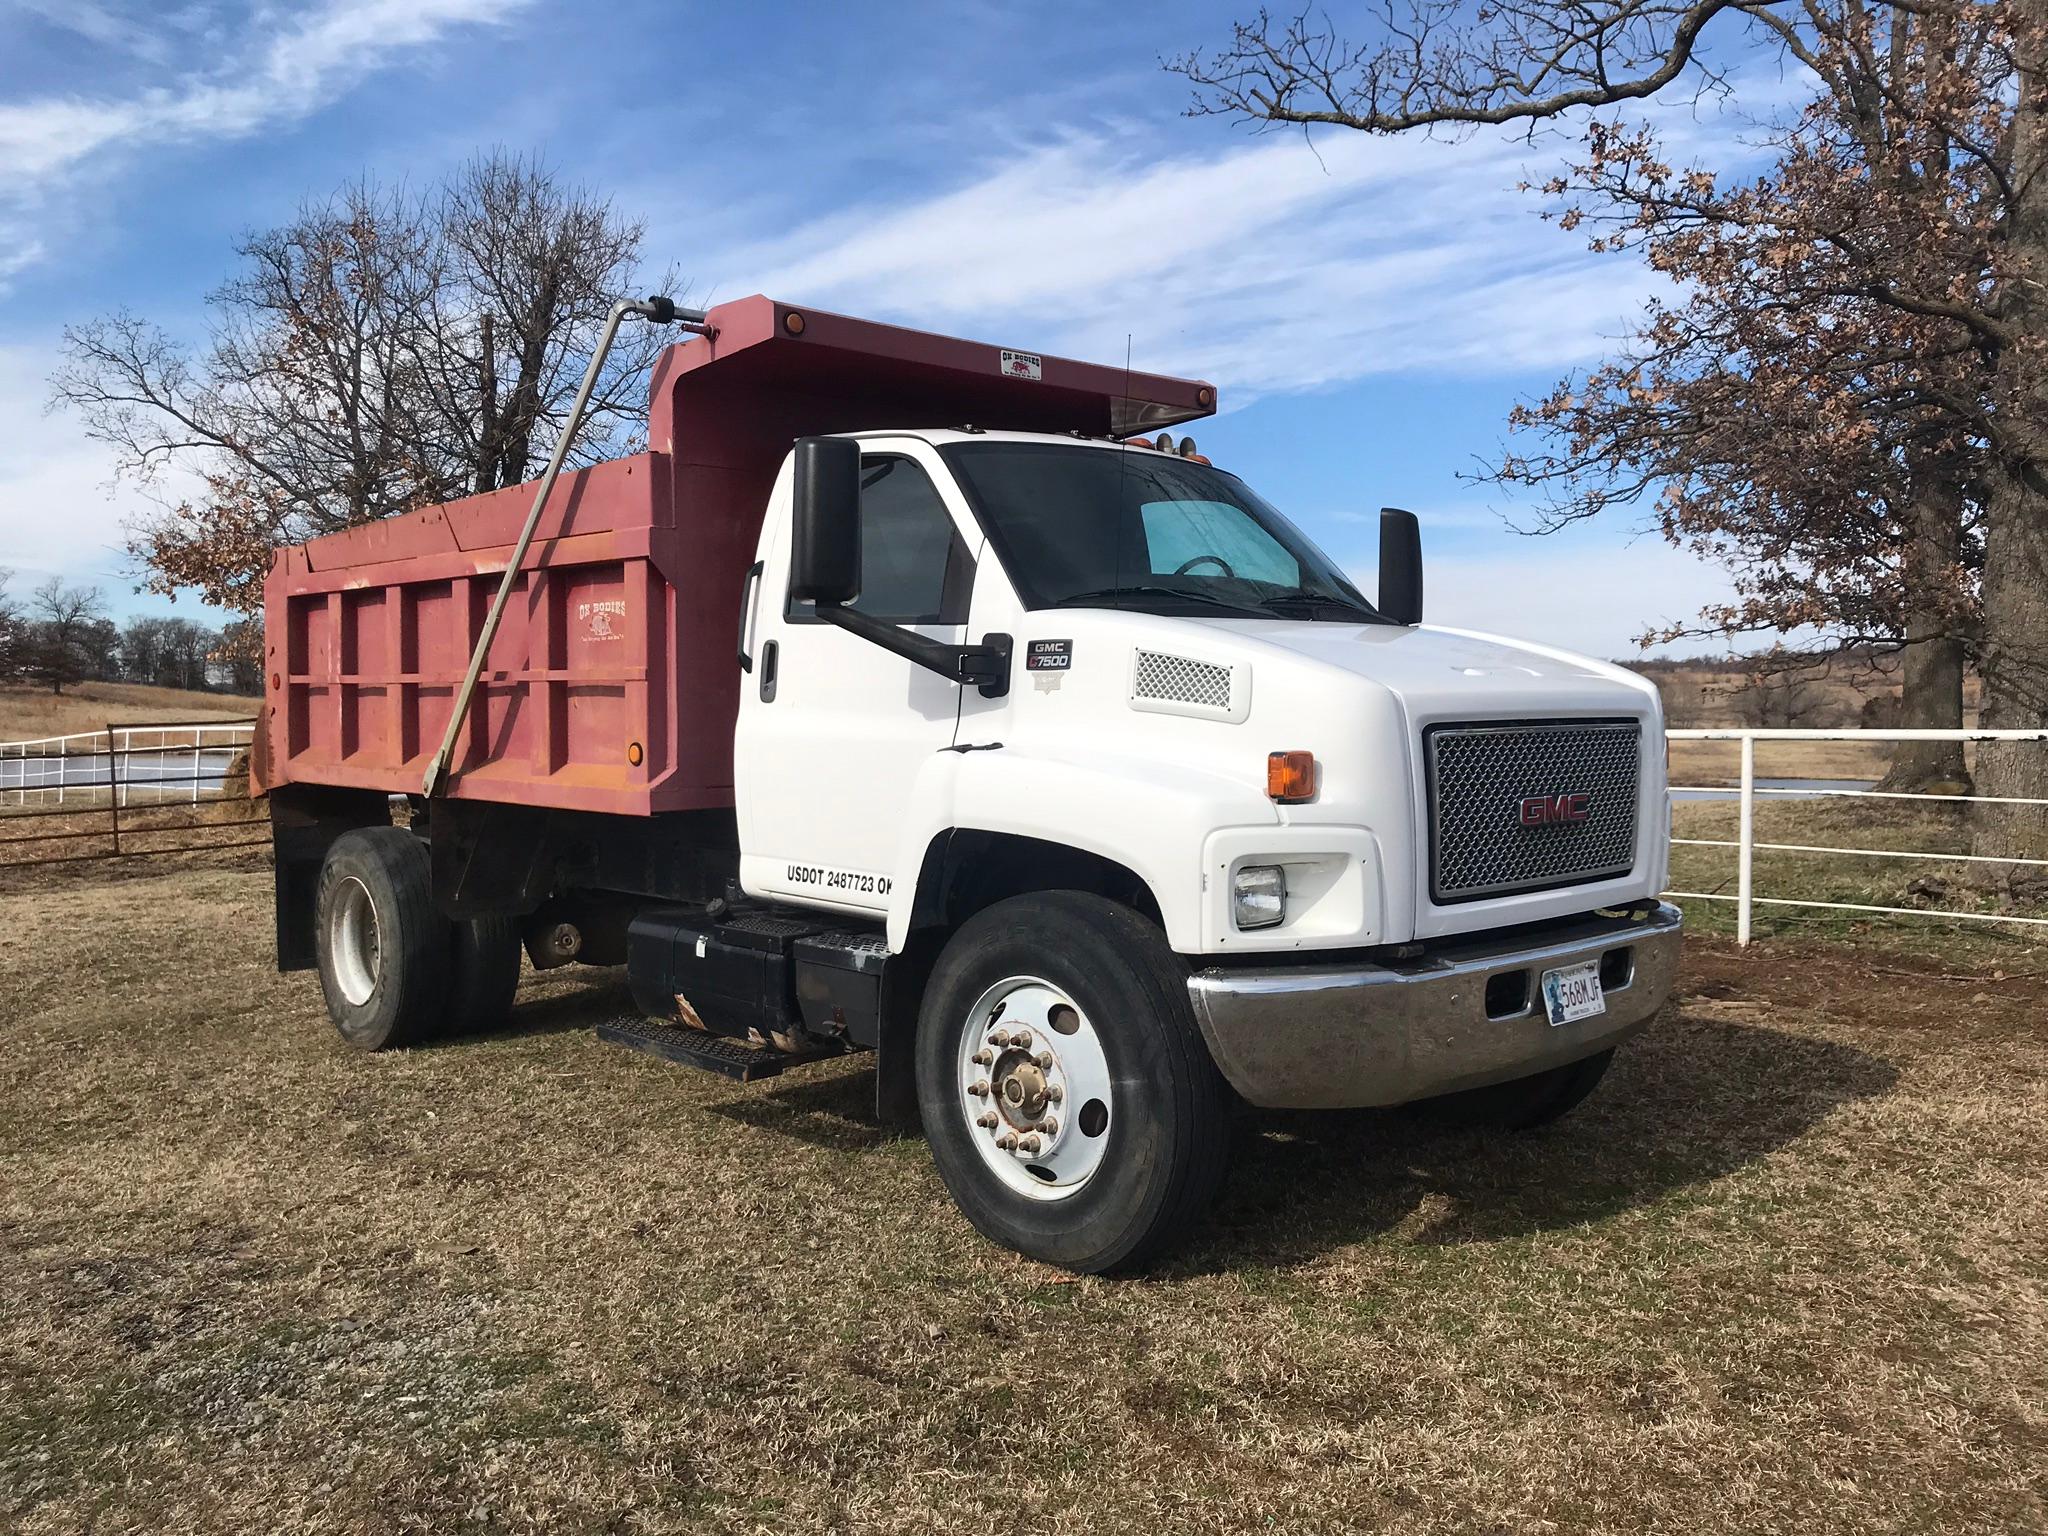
[915,892,1231,1273]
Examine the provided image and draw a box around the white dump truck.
[258,296,1681,1271]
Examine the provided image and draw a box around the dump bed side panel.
[261,451,735,816]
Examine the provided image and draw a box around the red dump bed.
[257,295,1215,815]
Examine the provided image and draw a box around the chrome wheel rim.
[956,976,1113,1201]
[330,876,381,1007]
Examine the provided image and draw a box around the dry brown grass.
[1667,734,1900,785]
[3,865,2044,1533]
[0,795,266,871]
[0,683,255,743]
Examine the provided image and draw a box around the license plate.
[1540,960,1606,1026]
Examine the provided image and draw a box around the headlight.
[1232,864,1287,929]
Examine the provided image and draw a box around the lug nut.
[973,1048,993,1066]
[1012,1030,1033,1050]
[1018,1134,1042,1155]
[971,1079,990,1098]
[977,1113,998,1129]
[1041,1116,1059,1138]
[1047,1084,1064,1104]
[990,1029,1011,1047]
[998,1134,1018,1151]
[1034,1051,1054,1070]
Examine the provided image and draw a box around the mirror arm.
[815,605,1012,697]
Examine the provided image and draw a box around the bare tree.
[425,153,679,495]
[77,617,122,682]
[27,579,107,695]
[215,617,263,695]
[51,152,681,616]
[157,618,217,692]
[120,616,172,688]
[1731,651,1826,729]
[0,568,19,682]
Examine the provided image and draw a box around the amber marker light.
[783,310,807,335]
[1267,750,1316,803]
[626,741,644,767]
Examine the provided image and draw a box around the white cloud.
[0,343,204,609]
[1398,531,1746,660]
[693,121,1707,402]
[0,0,532,282]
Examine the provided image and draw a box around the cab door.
[734,439,981,915]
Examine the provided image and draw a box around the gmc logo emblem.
[1519,792,1590,827]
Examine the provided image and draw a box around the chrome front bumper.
[1186,903,1683,1109]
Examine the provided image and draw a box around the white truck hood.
[1198,619,1657,721]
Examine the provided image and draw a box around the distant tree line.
[0,568,257,701]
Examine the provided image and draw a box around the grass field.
[1666,733,1899,785]
[1667,796,2047,951]
[0,682,255,744]
[3,861,2044,1534]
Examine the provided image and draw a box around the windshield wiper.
[1255,592,1382,621]
[1050,585,1269,616]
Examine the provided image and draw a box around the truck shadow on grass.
[1181,1010,1899,1272]
[703,1067,902,1152]
[441,988,1900,1270]
[421,971,636,1048]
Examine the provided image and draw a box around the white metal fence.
[1665,727,2048,944]
[0,722,255,809]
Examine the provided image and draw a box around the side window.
[789,454,972,623]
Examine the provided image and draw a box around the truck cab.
[259,297,1681,1272]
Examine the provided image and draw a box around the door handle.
[759,639,778,702]
[737,559,764,672]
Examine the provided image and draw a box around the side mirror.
[791,436,861,606]
[1378,507,1423,626]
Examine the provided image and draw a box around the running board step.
[597,1017,837,1082]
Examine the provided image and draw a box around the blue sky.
[0,0,1767,658]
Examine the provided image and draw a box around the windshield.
[939,441,1384,621]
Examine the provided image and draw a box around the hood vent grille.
[1130,649,1249,722]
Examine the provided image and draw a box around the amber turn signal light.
[1267,750,1315,803]
[626,741,644,767]
[783,310,806,335]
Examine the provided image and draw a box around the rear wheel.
[915,892,1230,1273]
[1413,1048,1615,1130]
[446,915,522,1033]
[314,827,448,1050]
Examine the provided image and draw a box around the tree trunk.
[498,272,562,487]
[1975,1,2048,861]
[1881,478,1969,792]
[473,311,499,496]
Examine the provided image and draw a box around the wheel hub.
[330,876,382,1008]
[995,1052,1051,1126]
[957,979,1109,1201]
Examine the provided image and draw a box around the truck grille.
[1426,719,1641,903]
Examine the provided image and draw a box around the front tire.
[314,827,448,1051]
[915,892,1230,1273]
